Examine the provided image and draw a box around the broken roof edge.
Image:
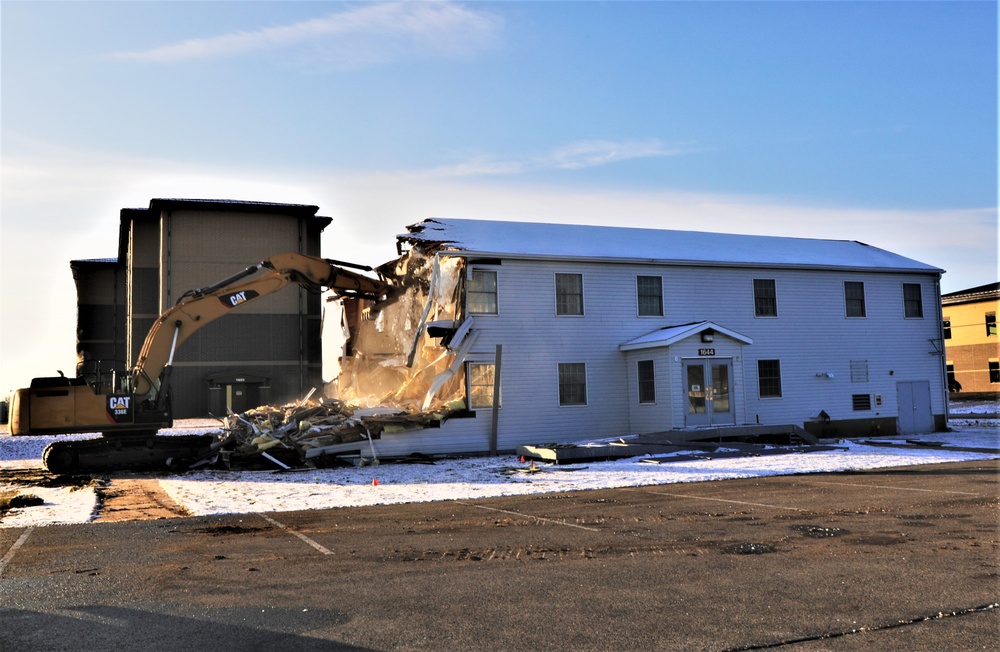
[399,218,944,275]
[620,321,753,352]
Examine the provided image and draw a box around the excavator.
[9,253,391,474]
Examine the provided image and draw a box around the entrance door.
[897,381,934,434]
[684,359,734,426]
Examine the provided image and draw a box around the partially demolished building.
[329,218,948,457]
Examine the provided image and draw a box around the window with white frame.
[555,273,584,316]
[844,281,866,318]
[558,362,587,405]
[903,283,923,318]
[468,269,498,314]
[758,360,782,398]
[637,360,655,403]
[467,363,497,409]
[636,276,663,317]
[753,279,777,317]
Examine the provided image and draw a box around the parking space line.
[259,514,334,555]
[459,502,602,531]
[808,480,981,496]
[0,526,35,578]
[634,489,809,512]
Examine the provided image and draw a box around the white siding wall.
[373,257,944,456]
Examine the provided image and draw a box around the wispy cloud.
[106,2,503,67]
[428,139,688,178]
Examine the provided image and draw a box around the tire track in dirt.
[93,478,191,522]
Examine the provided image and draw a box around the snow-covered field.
[2,402,997,529]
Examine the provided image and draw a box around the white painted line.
[635,489,809,512]
[460,502,602,531]
[0,526,35,578]
[808,480,981,496]
[259,514,334,555]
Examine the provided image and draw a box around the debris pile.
[205,394,464,469]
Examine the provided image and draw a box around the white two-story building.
[336,218,948,457]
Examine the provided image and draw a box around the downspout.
[934,276,949,425]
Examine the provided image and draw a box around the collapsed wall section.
[333,245,469,415]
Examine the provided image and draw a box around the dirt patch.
[93,478,191,522]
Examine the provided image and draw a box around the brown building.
[942,282,1000,393]
[72,198,332,418]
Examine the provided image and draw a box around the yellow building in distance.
[942,282,1000,393]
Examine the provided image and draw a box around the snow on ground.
[1,409,997,529]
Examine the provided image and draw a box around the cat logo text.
[219,289,260,308]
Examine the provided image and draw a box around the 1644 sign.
[698,348,716,356]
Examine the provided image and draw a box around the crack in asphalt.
[719,602,999,651]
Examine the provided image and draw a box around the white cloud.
[424,139,688,178]
[106,2,503,68]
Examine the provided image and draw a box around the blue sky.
[1,1,997,393]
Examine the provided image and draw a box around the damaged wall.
[332,248,470,415]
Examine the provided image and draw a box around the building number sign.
[698,348,716,356]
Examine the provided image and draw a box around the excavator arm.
[131,252,391,400]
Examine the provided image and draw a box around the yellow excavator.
[9,253,391,473]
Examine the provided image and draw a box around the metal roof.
[400,218,943,274]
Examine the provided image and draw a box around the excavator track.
[42,434,217,474]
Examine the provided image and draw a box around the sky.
[1,1,997,395]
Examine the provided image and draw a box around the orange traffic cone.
[372,478,379,486]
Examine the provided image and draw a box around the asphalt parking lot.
[2,459,998,651]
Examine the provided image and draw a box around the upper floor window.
[555,273,584,316]
[903,283,923,318]
[468,269,498,314]
[637,276,663,316]
[757,359,782,398]
[637,360,656,403]
[753,279,777,317]
[558,362,588,406]
[467,363,497,409]
[844,281,866,318]
[943,318,952,339]
[987,312,997,337]
[990,360,1000,383]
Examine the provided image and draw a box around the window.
[555,273,584,316]
[852,394,872,411]
[850,360,869,383]
[753,279,777,317]
[558,363,587,406]
[989,361,1000,384]
[637,276,663,316]
[903,283,923,318]
[757,360,782,398]
[637,360,655,403]
[943,318,952,339]
[844,281,866,317]
[987,313,997,337]
[468,270,498,314]
[467,363,497,409]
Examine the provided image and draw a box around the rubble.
[201,393,464,469]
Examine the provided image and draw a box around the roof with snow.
[620,321,753,351]
[400,218,942,274]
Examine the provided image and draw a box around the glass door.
[684,359,734,426]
